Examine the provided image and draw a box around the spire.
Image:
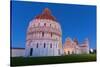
[73,38,78,45]
[42,8,51,15]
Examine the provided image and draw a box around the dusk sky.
[11,1,96,49]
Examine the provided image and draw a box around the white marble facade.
[25,8,63,57]
[63,37,89,55]
[11,48,25,57]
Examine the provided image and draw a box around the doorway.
[30,48,33,56]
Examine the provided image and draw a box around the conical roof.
[35,8,56,21]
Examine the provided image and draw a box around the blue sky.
[11,1,96,49]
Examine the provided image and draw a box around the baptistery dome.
[35,8,56,21]
[25,8,62,57]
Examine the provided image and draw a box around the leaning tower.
[25,8,62,57]
[82,38,89,54]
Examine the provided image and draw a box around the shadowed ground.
[11,54,96,66]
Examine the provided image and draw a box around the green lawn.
[11,54,96,66]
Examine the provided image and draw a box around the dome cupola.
[35,8,56,21]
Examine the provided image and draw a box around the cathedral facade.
[63,37,89,55]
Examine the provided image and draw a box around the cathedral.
[63,37,89,55]
[11,8,89,57]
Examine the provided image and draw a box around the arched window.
[50,24,51,27]
[51,33,52,37]
[68,51,70,55]
[50,43,52,48]
[44,43,46,48]
[44,23,46,26]
[42,32,44,37]
[37,43,38,48]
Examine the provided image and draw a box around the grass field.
[11,54,96,66]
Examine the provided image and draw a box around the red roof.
[35,8,56,21]
[80,45,87,47]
